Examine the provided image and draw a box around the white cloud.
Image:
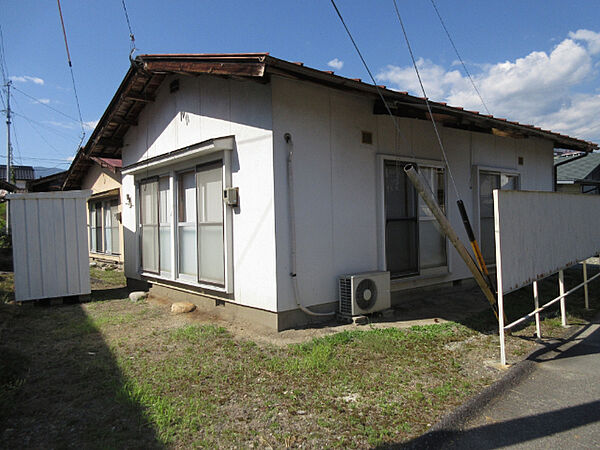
[327,58,344,71]
[10,75,44,85]
[83,120,99,131]
[45,121,75,129]
[37,98,50,105]
[569,29,600,55]
[376,31,600,143]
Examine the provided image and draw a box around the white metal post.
[498,289,506,366]
[559,269,567,327]
[533,280,541,339]
[583,261,590,310]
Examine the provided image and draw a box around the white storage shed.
[8,190,92,302]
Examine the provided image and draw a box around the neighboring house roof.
[27,170,68,192]
[0,165,35,181]
[62,149,122,190]
[0,179,18,192]
[555,152,600,182]
[65,52,597,179]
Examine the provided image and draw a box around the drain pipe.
[286,133,335,317]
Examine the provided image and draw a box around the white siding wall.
[122,75,278,312]
[272,76,555,312]
[9,191,91,301]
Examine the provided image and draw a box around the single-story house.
[79,53,596,330]
[0,165,35,190]
[62,151,124,266]
[554,152,600,194]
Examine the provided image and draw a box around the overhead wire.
[121,0,137,60]
[329,0,415,160]
[0,24,9,85]
[56,0,85,147]
[429,0,490,116]
[391,0,460,200]
[11,86,81,123]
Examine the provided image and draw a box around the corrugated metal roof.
[556,152,600,181]
[0,165,35,181]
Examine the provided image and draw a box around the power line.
[0,24,9,85]
[14,109,73,157]
[121,0,136,53]
[392,0,460,200]
[11,111,81,142]
[429,0,490,116]
[56,0,85,147]
[329,0,414,159]
[11,86,80,123]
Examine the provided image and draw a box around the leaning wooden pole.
[404,164,500,321]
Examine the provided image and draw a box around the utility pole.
[5,80,11,233]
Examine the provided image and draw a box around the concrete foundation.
[149,282,337,331]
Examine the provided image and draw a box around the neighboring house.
[554,152,600,194]
[77,53,596,330]
[0,165,35,190]
[27,170,68,192]
[62,151,124,266]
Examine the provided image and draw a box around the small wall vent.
[170,79,180,93]
[361,131,373,145]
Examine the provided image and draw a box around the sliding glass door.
[196,161,225,286]
[140,179,159,273]
[177,171,197,279]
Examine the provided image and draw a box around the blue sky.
[1,0,599,172]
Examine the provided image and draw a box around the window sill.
[141,272,228,294]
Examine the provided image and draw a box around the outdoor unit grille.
[339,277,353,316]
[338,271,391,317]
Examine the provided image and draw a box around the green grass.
[90,267,127,286]
[0,265,598,448]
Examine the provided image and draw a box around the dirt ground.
[1,266,596,448]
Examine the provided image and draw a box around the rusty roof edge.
[74,53,598,180]
[263,55,597,152]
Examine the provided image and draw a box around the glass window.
[140,180,159,273]
[418,167,446,270]
[197,161,224,285]
[384,160,419,277]
[159,177,171,274]
[479,171,519,264]
[104,203,113,254]
[110,200,120,255]
[177,171,197,278]
[384,161,447,278]
[89,202,98,253]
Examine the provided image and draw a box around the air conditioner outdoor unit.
[338,271,391,317]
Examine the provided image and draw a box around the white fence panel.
[7,190,92,301]
[494,190,600,294]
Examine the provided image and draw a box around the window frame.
[88,197,120,256]
[377,154,449,280]
[472,165,520,267]
[132,143,234,294]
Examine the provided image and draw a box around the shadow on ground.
[383,312,600,449]
[390,264,600,335]
[0,283,164,448]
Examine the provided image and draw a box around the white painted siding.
[271,76,556,312]
[495,190,600,293]
[121,75,278,311]
[8,191,91,301]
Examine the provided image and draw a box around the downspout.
[285,133,335,317]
